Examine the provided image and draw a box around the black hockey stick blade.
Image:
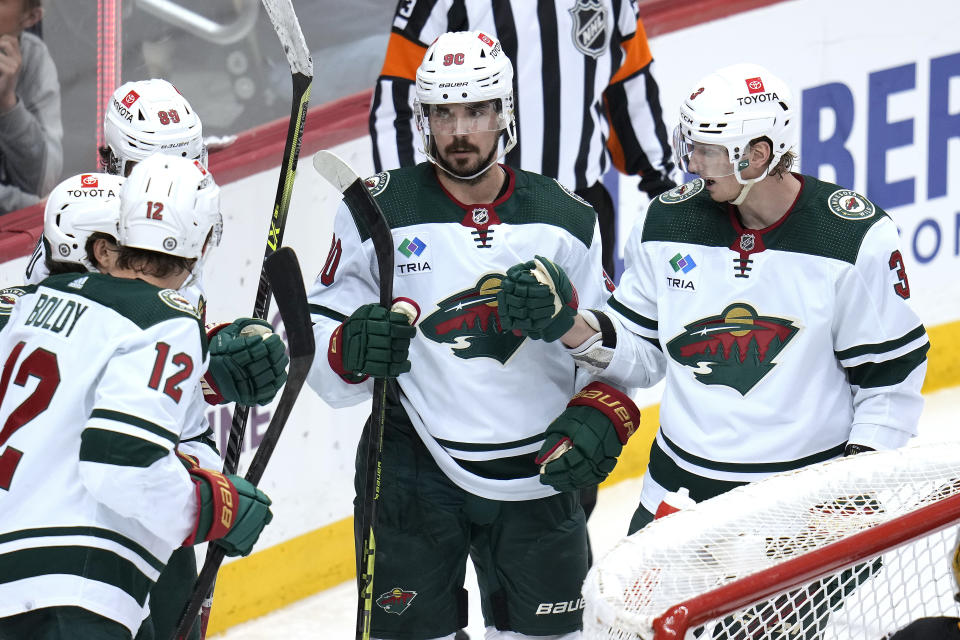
[312,149,394,639]
[312,150,394,306]
[171,248,315,640]
[245,247,315,486]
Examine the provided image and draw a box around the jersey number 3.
[889,250,911,300]
[0,342,60,490]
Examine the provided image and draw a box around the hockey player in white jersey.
[0,154,274,639]
[308,31,638,640]
[500,63,928,531]
[26,77,205,284]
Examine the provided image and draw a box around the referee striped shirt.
[370,0,674,192]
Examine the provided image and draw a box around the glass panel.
[41,0,394,183]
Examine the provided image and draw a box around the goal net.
[583,444,960,639]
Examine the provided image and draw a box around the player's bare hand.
[0,34,22,112]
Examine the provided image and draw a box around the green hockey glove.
[183,465,273,558]
[204,318,289,406]
[535,382,641,493]
[329,303,416,380]
[497,255,578,342]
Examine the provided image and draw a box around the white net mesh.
[583,444,960,639]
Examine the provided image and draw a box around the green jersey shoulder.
[365,164,595,248]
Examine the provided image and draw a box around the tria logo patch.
[666,303,798,395]
[396,235,431,276]
[669,253,696,274]
[376,587,417,615]
[419,274,524,363]
[745,77,765,94]
[398,237,426,258]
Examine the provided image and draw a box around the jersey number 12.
[0,342,60,490]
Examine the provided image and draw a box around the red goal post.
[583,444,960,639]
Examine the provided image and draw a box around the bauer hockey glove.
[497,255,578,342]
[181,458,273,557]
[329,302,416,380]
[534,382,641,492]
[204,318,289,406]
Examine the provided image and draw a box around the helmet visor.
[672,126,736,179]
[424,100,507,135]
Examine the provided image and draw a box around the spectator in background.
[0,0,62,214]
[370,0,676,281]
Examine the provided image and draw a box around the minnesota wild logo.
[419,274,524,363]
[666,303,798,395]
[376,587,417,615]
[659,179,704,204]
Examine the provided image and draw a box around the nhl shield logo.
[739,233,756,252]
[471,207,489,225]
[568,0,609,58]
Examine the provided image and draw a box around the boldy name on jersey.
[24,293,88,337]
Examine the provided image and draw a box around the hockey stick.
[312,150,394,640]
[172,247,316,640]
[188,1,311,636]
[225,0,312,489]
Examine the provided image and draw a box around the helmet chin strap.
[432,152,500,181]
[729,158,764,206]
[730,180,756,206]
[427,132,511,181]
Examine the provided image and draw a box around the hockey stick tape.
[391,297,420,325]
[531,258,562,317]
[240,324,273,339]
[539,439,573,474]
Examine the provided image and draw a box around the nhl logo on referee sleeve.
[569,0,609,58]
[659,179,705,204]
[827,189,876,220]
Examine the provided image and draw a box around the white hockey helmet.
[102,79,206,177]
[414,30,517,177]
[674,63,796,184]
[43,172,125,270]
[118,154,222,261]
